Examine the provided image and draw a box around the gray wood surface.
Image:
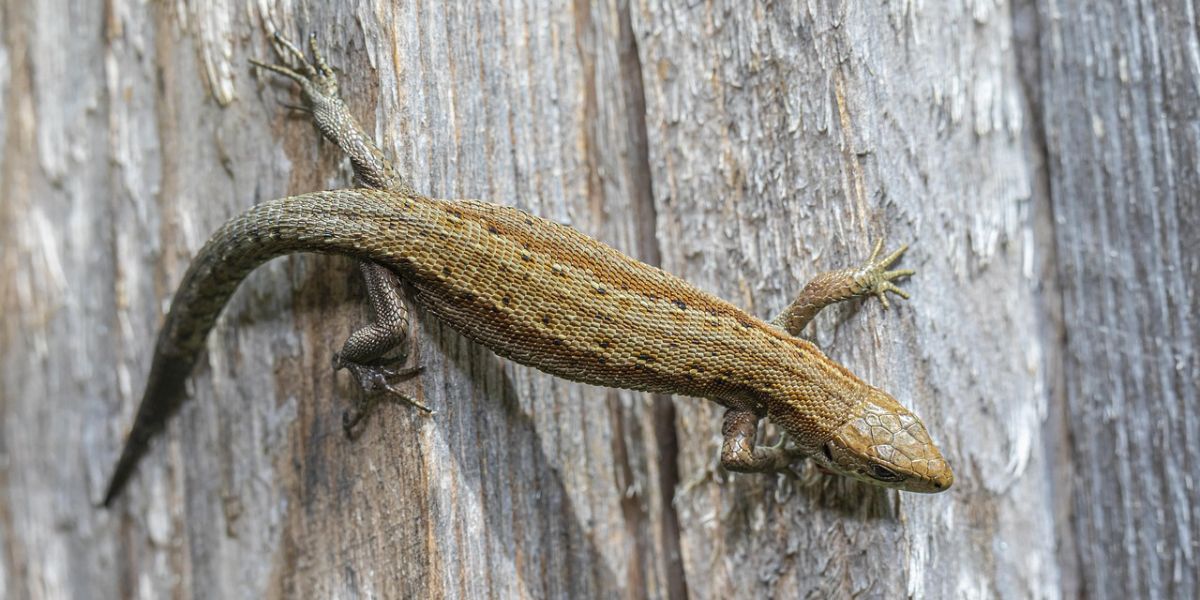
[0,0,1193,598]
[1031,1,1200,598]
[633,2,1055,597]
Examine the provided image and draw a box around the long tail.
[101,189,403,506]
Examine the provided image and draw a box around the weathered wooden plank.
[631,1,1058,597]
[0,1,679,597]
[7,0,1196,598]
[1034,2,1200,598]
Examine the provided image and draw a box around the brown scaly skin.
[252,33,427,426]
[100,35,951,507]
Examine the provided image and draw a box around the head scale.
[805,387,952,493]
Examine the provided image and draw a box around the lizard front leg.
[770,239,915,336]
[252,32,426,425]
[720,408,802,474]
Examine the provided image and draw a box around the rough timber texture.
[1,1,679,598]
[1031,1,1200,598]
[0,1,1192,599]
[631,1,1055,597]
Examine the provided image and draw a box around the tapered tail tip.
[97,439,145,508]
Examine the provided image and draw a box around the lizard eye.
[869,463,901,481]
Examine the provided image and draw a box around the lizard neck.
[729,330,870,450]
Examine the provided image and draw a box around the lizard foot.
[720,409,806,475]
[335,357,431,436]
[678,430,803,497]
[250,32,343,113]
[763,432,805,479]
[852,238,915,310]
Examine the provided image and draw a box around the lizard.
[100,34,952,507]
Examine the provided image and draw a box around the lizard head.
[810,387,953,493]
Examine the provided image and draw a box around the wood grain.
[632,1,1055,597]
[1,1,678,597]
[1032,1,1200,598]
[1,0,1193,598]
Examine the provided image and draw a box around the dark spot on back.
[638,353,654,362]
[443,267,452,276]
[488,225,500,234]
[673,300,687,310]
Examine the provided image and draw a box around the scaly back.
[102,189,863,505]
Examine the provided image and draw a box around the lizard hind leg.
[253,30,427,433]
[339,365,429,436]
[249,32,340,102]
[334,262,433,435]
[250,31,410,194]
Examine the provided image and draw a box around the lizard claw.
[855,239,915,310]
[250,32,342,111]
[765,432,805,477]
[763,431,791,452]
[334,356,432,436]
